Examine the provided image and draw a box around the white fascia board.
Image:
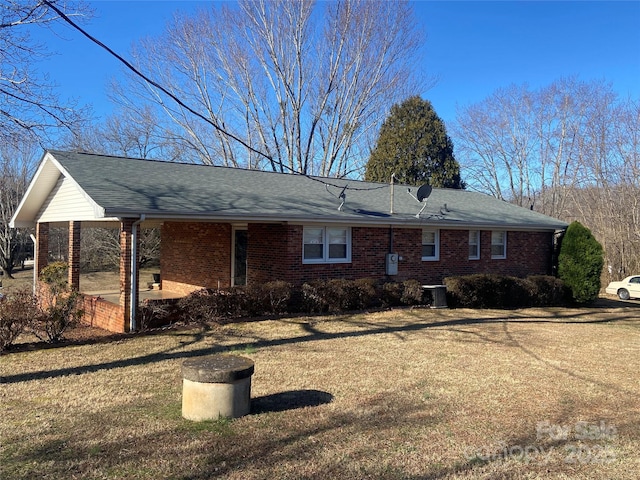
[9,151,53,228]
[10,151,107,229]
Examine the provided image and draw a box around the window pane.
[491,231,505,258]
[328,228,347,244]
[304,244,323,259]
[469,230,479,258]
[422,245,436,257]
[329,244,347,259]
[422,230,436,244]
[304,228,323,244]
[303,227,324,260]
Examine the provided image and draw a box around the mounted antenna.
[417,184,433,202]
[407,183,432,218]
[338,187,346,211]
[326,183,348,211]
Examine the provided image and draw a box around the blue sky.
[33,0,640,128]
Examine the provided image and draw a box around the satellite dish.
[417,184,432,202]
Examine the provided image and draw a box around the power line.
[42,0,388,193]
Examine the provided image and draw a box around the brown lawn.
[1,295,639,479]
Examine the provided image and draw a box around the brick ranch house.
[11,150,568,333]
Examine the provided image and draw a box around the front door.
[233,228,248,286]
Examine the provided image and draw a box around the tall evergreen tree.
[558,221,604,304]
[364,96,464,188]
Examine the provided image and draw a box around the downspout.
[130,215,145,331]
[30,234,37,295]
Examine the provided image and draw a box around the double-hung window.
[422,228,439,261]
[469,230,480,260]
[303,226,351,263]
[491,231,507,259]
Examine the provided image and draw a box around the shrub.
[33,290,84,343]
[558,221,604,304]
[245,281,294,316]
[301,279,381,314]
[38,261,69,294]
[444,274,571,309]
[177,287,248,324]
[353,278,378,309]
[35,261,83,343]
[526,275,571,306]
[381,282,403,307]
[264,281,293,314]
[137,299,174,330]
[0,288,41,352]
[401,279,424,305]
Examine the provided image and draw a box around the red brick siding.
[81,295,127,333]
[161,222,232,294]
[68,221,81,290]
[35,222,49,276]
[158,222,553,290]
[243,225,553,286]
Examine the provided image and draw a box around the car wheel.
[618,289,630,300]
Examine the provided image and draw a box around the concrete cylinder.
[181,355,254,421]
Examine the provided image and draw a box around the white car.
[605,275,640,300]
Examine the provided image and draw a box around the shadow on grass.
[251,389,333,414]
[2,304,638,386]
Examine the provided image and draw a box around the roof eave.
[102,209,567,231]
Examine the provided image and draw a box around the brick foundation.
[81,295,127,333]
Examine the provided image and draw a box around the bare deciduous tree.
[0,0,91,144]
[115,0,427,176]
[454,77,640,281]
[0,141,38,277]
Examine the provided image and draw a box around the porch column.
[119,218,141,331]
[35,222,49,277]
[68,221,81,290]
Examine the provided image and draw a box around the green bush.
[0,288,41,352]
[39,261,69,294]
[526,275,571,306]
[558,221,604,304]
[444,274,570,309]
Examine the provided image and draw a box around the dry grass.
[1,301,639,479]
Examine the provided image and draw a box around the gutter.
[30,234,37,294]
[129,215,145,331]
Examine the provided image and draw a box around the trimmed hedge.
[444,274,570,308]
[172,278,434,325]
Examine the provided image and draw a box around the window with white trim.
[469,230,480,260]
[422,228,439,261]
[491,230,506,259]
[303,226,351,263]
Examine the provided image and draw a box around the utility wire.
[43,0,388,193]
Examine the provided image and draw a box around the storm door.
[232,228,248,286]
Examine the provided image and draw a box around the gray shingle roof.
[49,149,567,230]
